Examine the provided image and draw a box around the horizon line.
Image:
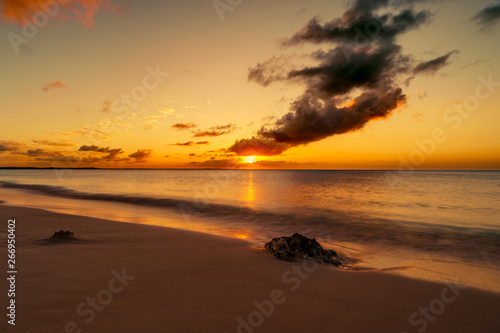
[0,167,499,171]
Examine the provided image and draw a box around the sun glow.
[244,156,256,164]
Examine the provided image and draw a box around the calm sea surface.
[1,169,499,291]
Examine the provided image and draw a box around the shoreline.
[1,204,499,332]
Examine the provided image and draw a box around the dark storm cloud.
[229,0,451,156]
[227,137,291,156]
[286,44,406,97]
[413,50,458,75]
[473,4,500,30]
[282,4,430,47]
[258,88,406,145]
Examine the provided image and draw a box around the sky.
[0,0,499,169]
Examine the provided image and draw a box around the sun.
[244,156,256,164]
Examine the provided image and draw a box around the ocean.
[1,169,499,292]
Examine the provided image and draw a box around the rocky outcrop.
[51,230,76,239]
[265,233,341,266]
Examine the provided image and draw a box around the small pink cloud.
[42,80,66,92]
[102,100,113,112]
[412,112,424,122]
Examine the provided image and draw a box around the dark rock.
[265,236,290,254]
[325,249,337,257]
[275,251,292,262]
[265,233,341,266]
[329,258,342,267]
[313,246,323,259]
[51,230,76,239]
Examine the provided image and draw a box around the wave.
[1,181,499,263]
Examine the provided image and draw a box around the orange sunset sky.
[0,0,499,169]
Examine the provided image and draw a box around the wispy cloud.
[128,149,152,162]
[42,80,66,92]
[193,123,237,137]
[0,140,25,153]
[159,107,176,115]
[171,122,197,130]
[27,149,60,157]
[32,139,74,147]
[78,145,122,153]
[413,50,459,75]
[461,59,489,70]
[411,112,424,122]
[171,141,195,147]
[473,4,500,31]
[102,100,113,112]
[170,141,210,147]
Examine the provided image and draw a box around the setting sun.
[244,156,257,164]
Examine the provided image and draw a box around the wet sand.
[0,205,499,333]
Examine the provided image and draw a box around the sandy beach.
[1,204,499,333]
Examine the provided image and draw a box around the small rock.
[51,230,76,239]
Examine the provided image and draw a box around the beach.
[1,0,499,331]
[1,204,499,333]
